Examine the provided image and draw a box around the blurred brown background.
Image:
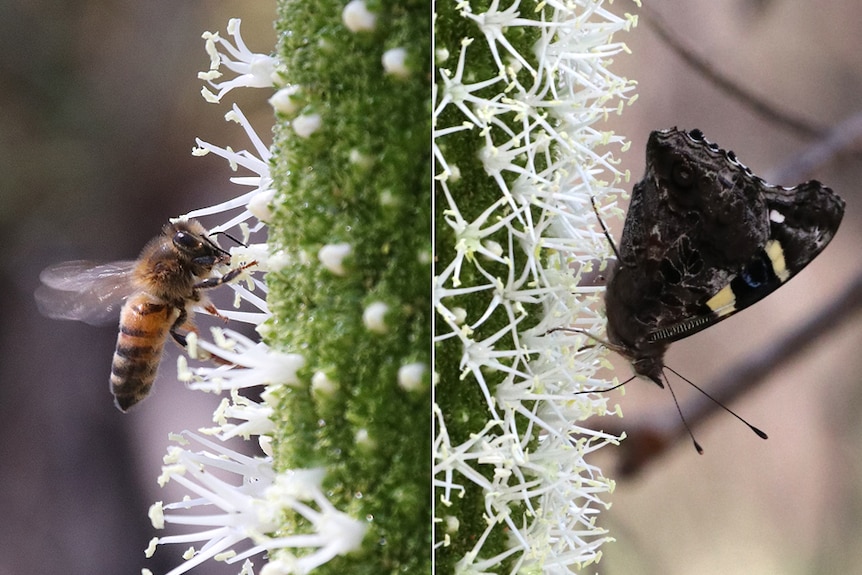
[5,1,862,574]
[597,1,862,574]
[0,2,275,573]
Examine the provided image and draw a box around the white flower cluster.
[146,433,366,575]
[145,19,366,575]
[434,1,638,572]
[200,18,280,104]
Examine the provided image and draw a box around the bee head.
[168,219,231,269]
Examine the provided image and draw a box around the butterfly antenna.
[590,196,623,262]
[574,375,636,395]
[664,365,768,440]
[544,326,618,351]
[662,371,704,454]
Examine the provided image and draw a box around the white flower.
[148,433,366,575]
[186,104,275,236]
[200,18,280,103]
[202,390,275,442]
[147,14,294,574]
[434,1,637,572]
[148,433,276,572]
[184,328,305,393]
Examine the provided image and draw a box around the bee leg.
[172,305,230,365]
[194,260,258,290]
[201,303,230,323]
[193,261,257,323]
[169,307,195,348]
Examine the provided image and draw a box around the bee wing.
[35,260,138,326]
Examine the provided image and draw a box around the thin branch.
[640,3,825,139]
[767,111,862,183]
[587,267,862,477]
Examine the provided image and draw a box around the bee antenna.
[663,365,768,442]
[209,231,248,248]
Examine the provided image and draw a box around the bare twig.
[768,111,862,183]
[640,4,825,139]
[588,267,862,477]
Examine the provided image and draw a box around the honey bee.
[36,219,255,411]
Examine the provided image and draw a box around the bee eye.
[173,231,202,251]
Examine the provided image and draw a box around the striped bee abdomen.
[111,297,174,411]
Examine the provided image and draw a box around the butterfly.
[602,128,845,393]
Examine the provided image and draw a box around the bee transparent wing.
[35,260,138,326]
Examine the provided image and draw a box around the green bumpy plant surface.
[267,1,431,573]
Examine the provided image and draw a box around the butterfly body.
[605,128,845,385]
